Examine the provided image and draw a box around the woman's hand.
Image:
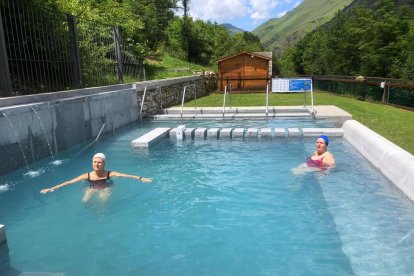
[139,177,152,183]
[40,187,55,194]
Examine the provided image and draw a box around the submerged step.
[131,128,170,148]
[302,128,344,137]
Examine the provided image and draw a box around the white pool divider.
[131,128,170,147]
[132,126,346,148]
[220,128,233,139]
[261,128,272,139]
[247,128,258,138]
[343,120,414,201]
[232,128,245,138]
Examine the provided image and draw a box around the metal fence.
[0,0,143,97]
[313,75,414,108]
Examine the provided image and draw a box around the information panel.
[272,78,312,93]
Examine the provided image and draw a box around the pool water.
[0,120,413,275]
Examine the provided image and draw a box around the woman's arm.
[322,152,336,166]
[109,171,152,183]
[40,173,88,194]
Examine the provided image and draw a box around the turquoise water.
[1,120,414,275]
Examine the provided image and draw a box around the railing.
[302,84,315,117]
[180,83,197,119]
[222,84,232,117]
[181,85,187,119]
[313,75,414,108]
[139,87,147,123]
[265,80,270,119]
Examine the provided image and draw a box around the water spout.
[0,110,31,173]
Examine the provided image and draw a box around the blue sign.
[289,80,312,92]
[272,78,312,93]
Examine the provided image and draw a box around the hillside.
[221,23,244,34]
[253,0,353,57]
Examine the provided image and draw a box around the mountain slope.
[221,23,244,34]
[253,0,353,57]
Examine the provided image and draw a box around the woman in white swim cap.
[40,153,152,202]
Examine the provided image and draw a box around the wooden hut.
[217,51,272,92]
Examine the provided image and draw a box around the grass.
[183,91,414,154]
[145,54,211,80]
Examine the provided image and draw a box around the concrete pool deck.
[154,105,352,123]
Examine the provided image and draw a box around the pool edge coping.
[342,119,414,202]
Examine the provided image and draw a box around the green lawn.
[183,91,414,154]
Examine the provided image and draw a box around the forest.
[31,0,263,66]
[278,0,414,80]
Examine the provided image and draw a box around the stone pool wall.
[0,76,207,175]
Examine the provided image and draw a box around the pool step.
[152,106,314,119]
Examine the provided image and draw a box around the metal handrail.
[228,84,232,109]
[139,87,147,122]
[222,84,227,117]
[222,84,233,117]
[303,81,315,118]
[265,80,270,119]
[181,85,187,119]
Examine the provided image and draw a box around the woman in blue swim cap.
[307,135,335,168]
[292,135,335,174]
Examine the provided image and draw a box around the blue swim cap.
[318,135,329,146]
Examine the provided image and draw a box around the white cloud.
[175,0,299,30]
[249,0,280,21]
[188,0,249,21]
[186,0,281,22]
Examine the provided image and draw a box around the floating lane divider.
[131,128,171,148]
[168,127,344,141]
[131,127,345,148]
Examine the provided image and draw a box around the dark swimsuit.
[88,171,112,190]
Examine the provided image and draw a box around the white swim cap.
[93,153,106,162]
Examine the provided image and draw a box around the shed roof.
[217,51,272,63]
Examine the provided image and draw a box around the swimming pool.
[1,120,413,275]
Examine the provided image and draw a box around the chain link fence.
[0,0,143,97]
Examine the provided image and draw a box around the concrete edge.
[131,128,170,148]
[0,76,202,108]
[342,119,414,201]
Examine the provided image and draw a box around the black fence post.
[113,26,123,84]
[67,15,82,88]
[0,11,13,97]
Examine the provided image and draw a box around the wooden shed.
[217,51,272,92]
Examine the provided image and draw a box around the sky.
[182,0,303,32]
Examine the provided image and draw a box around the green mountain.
[253,0,353,57]
[221,23,244,34]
